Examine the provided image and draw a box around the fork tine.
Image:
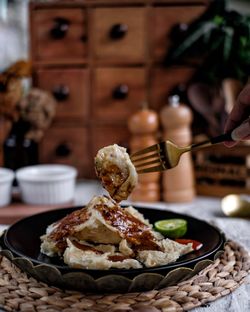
[136,165,164,174]
[134,158,161,169]
[131,152,162,164]
[130,143,159,159]
[130,141,171,174]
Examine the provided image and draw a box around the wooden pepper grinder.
[128,104,160,202]
[160,95,195,202]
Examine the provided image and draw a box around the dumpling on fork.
[94,144,138,202]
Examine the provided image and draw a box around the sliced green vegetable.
[154,219,187,239]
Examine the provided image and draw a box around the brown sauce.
[97,164,127,197]
[49,208,89,252]
[72,240,131,262]
[108,255,130,262]
[94,204,161,253]
[48,201,161,256]
[71,240,103,254]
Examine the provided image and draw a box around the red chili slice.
[175,238,203,251]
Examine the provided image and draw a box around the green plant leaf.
[165,0,250,84]
[223,26,234,61]
[171,21,218,59]
[213,15,224,26]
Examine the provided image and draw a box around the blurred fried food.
[18,88,56,142]
[0,60,32,121]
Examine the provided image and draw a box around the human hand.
[224,83,250,147]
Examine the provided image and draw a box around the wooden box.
[194,143,250,197]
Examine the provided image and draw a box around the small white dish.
[16,164,77,205]
[0,168,14,207]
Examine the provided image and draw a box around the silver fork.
[130,132,233,174]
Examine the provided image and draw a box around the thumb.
[231,118,250,141]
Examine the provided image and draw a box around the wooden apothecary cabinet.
[29,0,208,178]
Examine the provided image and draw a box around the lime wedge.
[154,219,187,238]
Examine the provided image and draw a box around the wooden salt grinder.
[128,105,161,202]
[160,95,195,202]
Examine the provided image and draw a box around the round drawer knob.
[0,82,6,92]
[50,17,70,39]
[112,84,129,100]
[52,85,70,101]
[170,23,188,41]
[109,23,128,40]
[55,143,71,157]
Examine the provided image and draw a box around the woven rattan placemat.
[0,240,249,312]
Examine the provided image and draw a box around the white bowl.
[0,168,14,207]
[16,165,77,205]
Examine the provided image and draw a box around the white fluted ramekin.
[0,168,14,207]
[16,165,77,205]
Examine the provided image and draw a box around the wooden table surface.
[0,201,74,225]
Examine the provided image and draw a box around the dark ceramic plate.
[0,206,226,293]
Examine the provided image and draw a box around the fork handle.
[210,132,233,144]
[191,132,233,150]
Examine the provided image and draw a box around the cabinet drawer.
[150,66,195,111]
[92,68,146,121]
[92,8,146,63]
[92,126,129,157]
[151,6,206,61]
[40,126,91,178]
[32,8,87,62]
[36,68,89,121]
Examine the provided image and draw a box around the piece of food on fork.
[95,144,138,202]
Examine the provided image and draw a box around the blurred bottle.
[160,95,195,202]
[3,119,38,173]
[128,104,161,202]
